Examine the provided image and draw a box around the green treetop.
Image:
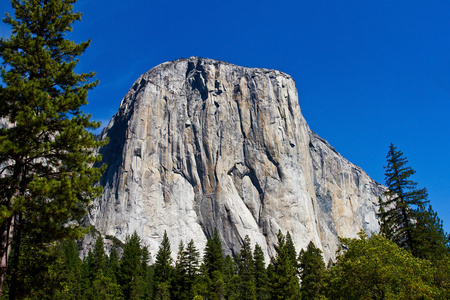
[204,228,224,277]
[328,231,444,299]
[379,143,427,252]
[298,241,328,300]
[0,0,105,297]
[379,143,449,259]
[154,230,173,281]
[268,230,300,300]
[253,243,268,300]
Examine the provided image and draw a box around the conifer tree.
[173,241,189,300]
[185,239,200,281]
[223,254,235,280]
[192,264,212,300]
[285,232,297,265]
[178,239,200,300]
[253,243,268,300]
[119,232,146,299]
[379,143,449,258]
[237,235,256,300]
[81,249,96,297]
[107,246,120,285]
[414,205,449,261]
[60,239,83,298]
[0,0,105,296]
[153,230,173,299]
[223,254,238,299]
[204,228,224,277]
[378,143,426,252]
[92,235,106,274]
[268,230,300,300]
[298,241,327,300]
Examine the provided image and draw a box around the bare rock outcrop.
[89,57,384,262]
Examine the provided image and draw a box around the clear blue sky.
[1,1,449,233]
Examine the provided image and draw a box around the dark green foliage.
[223,255,237,299]
[107,246,121,287]
[92,235,107,273]
[379,143,449,259]
[236,235,256,300]
[173,241,193,300]
[210,270,226,300]
[204,228,224,277]
[253,243,268,300]
[0,0,106,296]
[379,143,428,252]
[4,229,449,299]
[298,241,327,300]
[119,231,148,299]
[153,231,174,300]
[154,231,173,284]
[90,270,123,300]
[268,230,300,300]
[192,264,211,300]
[52,240,83,299]
[81,240,123,300]
[172,239,200,300]
[223,254,235,280]
[5,238,74,299]
[413,205,450,261]
[285,232,297,265]
[185,239,200,280]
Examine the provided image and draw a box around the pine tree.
[177,239,200,300]
[298,241,327,300]
[413,205,449,261]
[173,240,189,300]
[60,239,83,298]
[107,246,121,288]
[223,254,238,299]
[81,249,96,298]
[119,231,146,299]
[253,244,268,300]
[378,143,426,252]
[268,230,300,300]
[285,232,297,265]
[237,235,256,300]
[223,254,235,280]
[0,0,105,296]
[379,143,449,258]
[153,230,173,299]
[5,237,70,298]
[92,235,106,274]
[185,239,200,281]
[204,228,224,277]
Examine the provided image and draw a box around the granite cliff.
[88,57,384,262]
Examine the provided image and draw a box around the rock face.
[89,57,384,262]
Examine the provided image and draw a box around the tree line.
[3,224,449,299]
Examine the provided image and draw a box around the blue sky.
[1,0,449,233]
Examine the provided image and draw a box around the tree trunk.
[0,216,15,298]
[0,162,24,298]
[8,213,22,300]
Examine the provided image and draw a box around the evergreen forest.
[3,225,450,299]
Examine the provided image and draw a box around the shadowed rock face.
[89,57,384,262]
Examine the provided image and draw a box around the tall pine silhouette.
[379,143,449,259]
[0,0,105,297]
